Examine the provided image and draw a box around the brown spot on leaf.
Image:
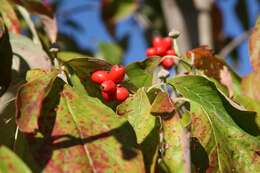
[189,46,225,81]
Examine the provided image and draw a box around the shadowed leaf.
[168,75,260,172]
[16,69,59,133]
[233,95,260,128]
[0,17,12,96]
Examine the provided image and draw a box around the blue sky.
[55,0,259,76]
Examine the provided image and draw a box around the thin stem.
[218,29,252,58]
[13,126,19,151]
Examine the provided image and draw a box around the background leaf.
[10,0,53,17]
[101,0,138,35]
[249,16,260,71]
[0,0,20,33]
[168,75,260,172]
[0,145,32,173]
[10,33,52,70]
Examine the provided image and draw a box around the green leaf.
[159,113,190,173]
[126,57,160,88]
[16,69,59,133]
[168,75,260,172]
[20,83,145,172]
[57,51,111,80]
[249,16,260,71]
[69,72,88,95]
[0,145,32,173]
[98,42,123,65]
[0,17,12,96]
[57,51,112,98]
[117,88,157,144]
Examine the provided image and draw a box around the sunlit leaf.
[20,83,145,172]
[249,16,260,71]
[98,42,122,65]
[0,145,32,173]
[126,57,160,88]
[168,75,260,172]
[116,88,157,144]
[241,69,260,101]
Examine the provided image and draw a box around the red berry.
[109,65,125,83]
[161,58,174,69]
[186,51,193,57]
[116,86,129,102]
[155,46,167,56]
[166,49,176,56]
[91,70,109,84]
[101,91,114,102]
[146,47,157,57]
[101,80,116,92]
[152,36,162,48]
[162,37,173,50]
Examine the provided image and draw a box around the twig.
[218,29,252,58]
[160,0,191,52]
[193,0,214,48]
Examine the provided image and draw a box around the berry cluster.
[91,65,129,102]
[146,37,176,69]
